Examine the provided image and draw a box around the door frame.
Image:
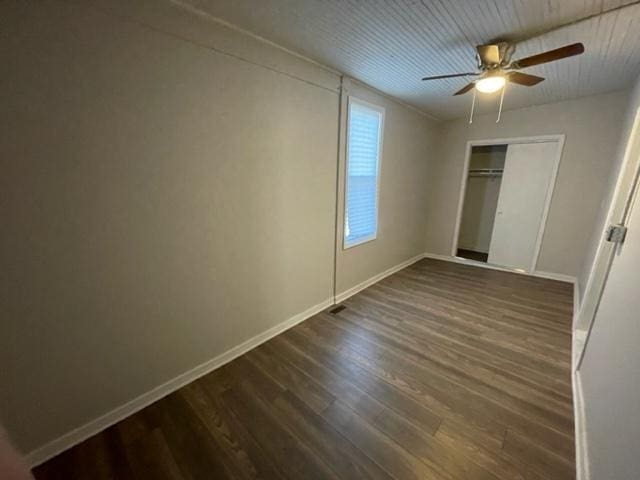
[450,134,566,273]
[577,106,640,367]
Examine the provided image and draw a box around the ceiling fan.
[422,41,584,122]
[422,42,585,96]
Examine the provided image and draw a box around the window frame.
[343,96,385,250]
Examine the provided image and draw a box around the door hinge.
[606,224,628,244]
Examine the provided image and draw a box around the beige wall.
[425,90,629,289]
[0,0,338,454]
[0,0,438,456]
[335,80,440,293]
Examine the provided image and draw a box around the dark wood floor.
[33,258,575,480]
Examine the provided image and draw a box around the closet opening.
[452,136,564,273]
[456,145,506,263]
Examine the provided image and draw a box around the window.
[344,98,384,248]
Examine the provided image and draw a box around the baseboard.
[532,270,577,284]
[335,253,425,304]
[24,296,334,468]
[571,279,589,480]
[573,370,590,480]
[423,252,521,274]
[572,280,582,330]
[422,252,577,285]
[26,253,429,467]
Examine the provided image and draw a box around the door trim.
[576,107,640,369]
[577,107,640,330]
[451,134,566,273]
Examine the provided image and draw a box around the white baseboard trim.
[573,369,590,480]
[335,253,425,304]
[24,296,334,468]
[571,274,589,479]
[533,270,577,284]
[25,253,430,467]
[572,280,582,331]
[422,252,577,284]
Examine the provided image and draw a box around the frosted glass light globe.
[475,76,506,93]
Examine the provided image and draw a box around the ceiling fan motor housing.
[476,42,516,70]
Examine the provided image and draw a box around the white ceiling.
[181,0,640,120]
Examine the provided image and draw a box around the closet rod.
[469,172,502,178]
[468,168,503,177]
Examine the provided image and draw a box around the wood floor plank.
[342,307,573,410]
[33,258,575,480]
[322,400,449,480]
[246,344,336,414]
[271,390,394,480]
[124,429,185,480]
[271,330,444,436]
[265,332,508,480]
[344,294,573,398]
[501,428,575,479]
[319,309,573,414]
[360,286,571,372]
[218,360,340,480]
[371,407,502,480]
[319,315,575,459]
[315,312,575,437]
[288,318,509,443]
[181,382,287,480]
[147,393,237,480]
[434,418,527,480]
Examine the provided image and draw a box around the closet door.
[488,141,558,271]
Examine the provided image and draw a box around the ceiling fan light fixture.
[475,75,506,94]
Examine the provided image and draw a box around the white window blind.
[344,99,384,248]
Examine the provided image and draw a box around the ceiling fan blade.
[510,42,584,69]
[453,82,476,96]
[477,44,500,65]
[422,72,477,81]
[508,71,545,86]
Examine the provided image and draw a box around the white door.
[579,177,640,479]
[488,141,558,270]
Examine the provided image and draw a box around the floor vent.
[329,305,346,315]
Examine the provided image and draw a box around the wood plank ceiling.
[181,0,640,120]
